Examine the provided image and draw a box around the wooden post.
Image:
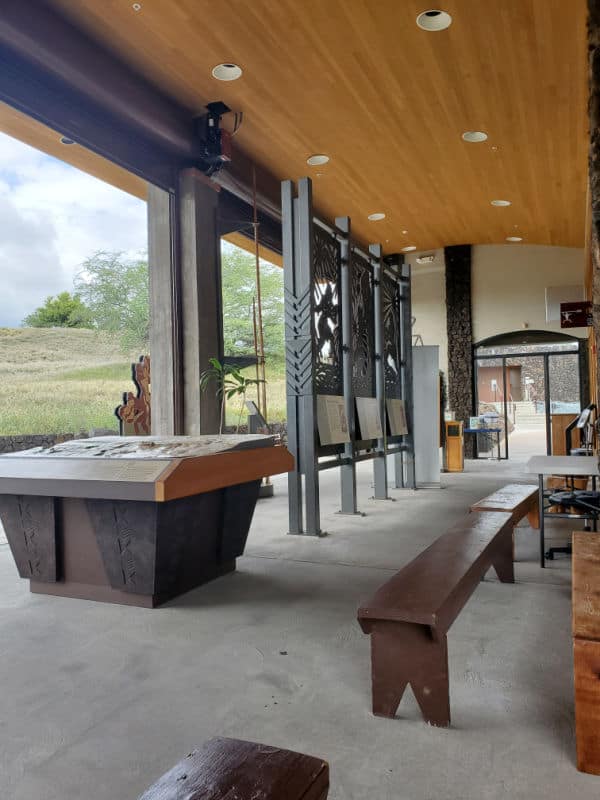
[148,184,182,435]
[148,170,223,435]
[179,168,222,434]
[588,0,600,403]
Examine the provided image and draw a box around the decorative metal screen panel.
[312,222,343,395]
[351,251,375,397]
[382,271,402,399]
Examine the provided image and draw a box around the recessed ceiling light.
[416,10,452,31]
[491,199,511,207]
[60,136,75,145]
[212,63,243,81]
[307,154,329,166]
[506,236,523,242]
[132,2,142,10]
[368,212,386,221]
[402,229,408,234]
[462,131,488,143]
[402,245,417,252]
[491,145,499,151]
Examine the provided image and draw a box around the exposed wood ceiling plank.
[39,0,590,250]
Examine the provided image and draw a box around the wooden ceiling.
[16,0,591,250]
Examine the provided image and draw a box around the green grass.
[0,328,287,435]
[0,328,135,435]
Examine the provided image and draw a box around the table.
[0,435,293,607]
[464,427,502,460]
[526,455,599,568]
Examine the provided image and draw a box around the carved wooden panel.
[0,494,57,581]
[86,499,158,594]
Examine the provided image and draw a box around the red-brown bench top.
[358,511,513,636]
[138,737,329,800]
[470,484,537,517]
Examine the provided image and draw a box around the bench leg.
[370,622,450,727]
[527,506,540,529]
[492,534,515,583]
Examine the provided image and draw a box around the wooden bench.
[138,737,329,800]
[357,511,514,727]
[470,483,539,559]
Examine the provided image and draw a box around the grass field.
[0,327,286,435]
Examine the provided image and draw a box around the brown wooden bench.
[138,737,329,800]
[357,511,514,727]
[470,483,539,559]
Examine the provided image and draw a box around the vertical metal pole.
[539,472,545,567]
[336,216,358,514]
[296,178,321,535]
[398,259,416,488]
[502,356,509,460]
[282,180,303,534]
[371,243,389,499]
[544,354,552,456]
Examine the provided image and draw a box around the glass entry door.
[474,336,583,460]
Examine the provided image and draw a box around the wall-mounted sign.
[386,398,408,436]
[560,300,592,328]
[356,397,383,440]
[316,395,350,445]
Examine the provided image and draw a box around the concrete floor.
[1,458,598,799]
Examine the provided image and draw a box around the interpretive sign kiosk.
[0,436,293,607]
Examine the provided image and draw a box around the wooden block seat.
[138,737,329,800]
[572,533,600,775]
[470,483,539,559]
[357,511,514,727]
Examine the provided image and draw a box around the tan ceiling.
[40,0,590,251]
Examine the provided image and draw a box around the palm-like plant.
[199,357,265,434]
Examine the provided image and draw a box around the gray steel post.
[296,179,321,535]
[282,180,303,534]
[336,216,358,514]
[400,260,416,488]
[391,257,416,489]
[371,243,389,499]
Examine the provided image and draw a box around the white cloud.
[0,132,147,327]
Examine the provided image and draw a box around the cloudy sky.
[0,131,147,327]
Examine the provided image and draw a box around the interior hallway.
[0,459,595,800]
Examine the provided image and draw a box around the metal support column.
[282,178,321,535]
[336,216,358,514]
[371,243,389,499]
[282,180,303,534]
[398,259,416,488]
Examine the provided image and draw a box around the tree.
[74,251,149,352]
[220,243,284,360]
[23,291,93,329]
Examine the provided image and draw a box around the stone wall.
[0,429,116,455]
[0,425,288,455]
[445,244,474,456]
[0,433,79,455]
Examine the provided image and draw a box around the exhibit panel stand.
[0,436,293,607]
[412,345,441,488]
[283,177,415,536]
